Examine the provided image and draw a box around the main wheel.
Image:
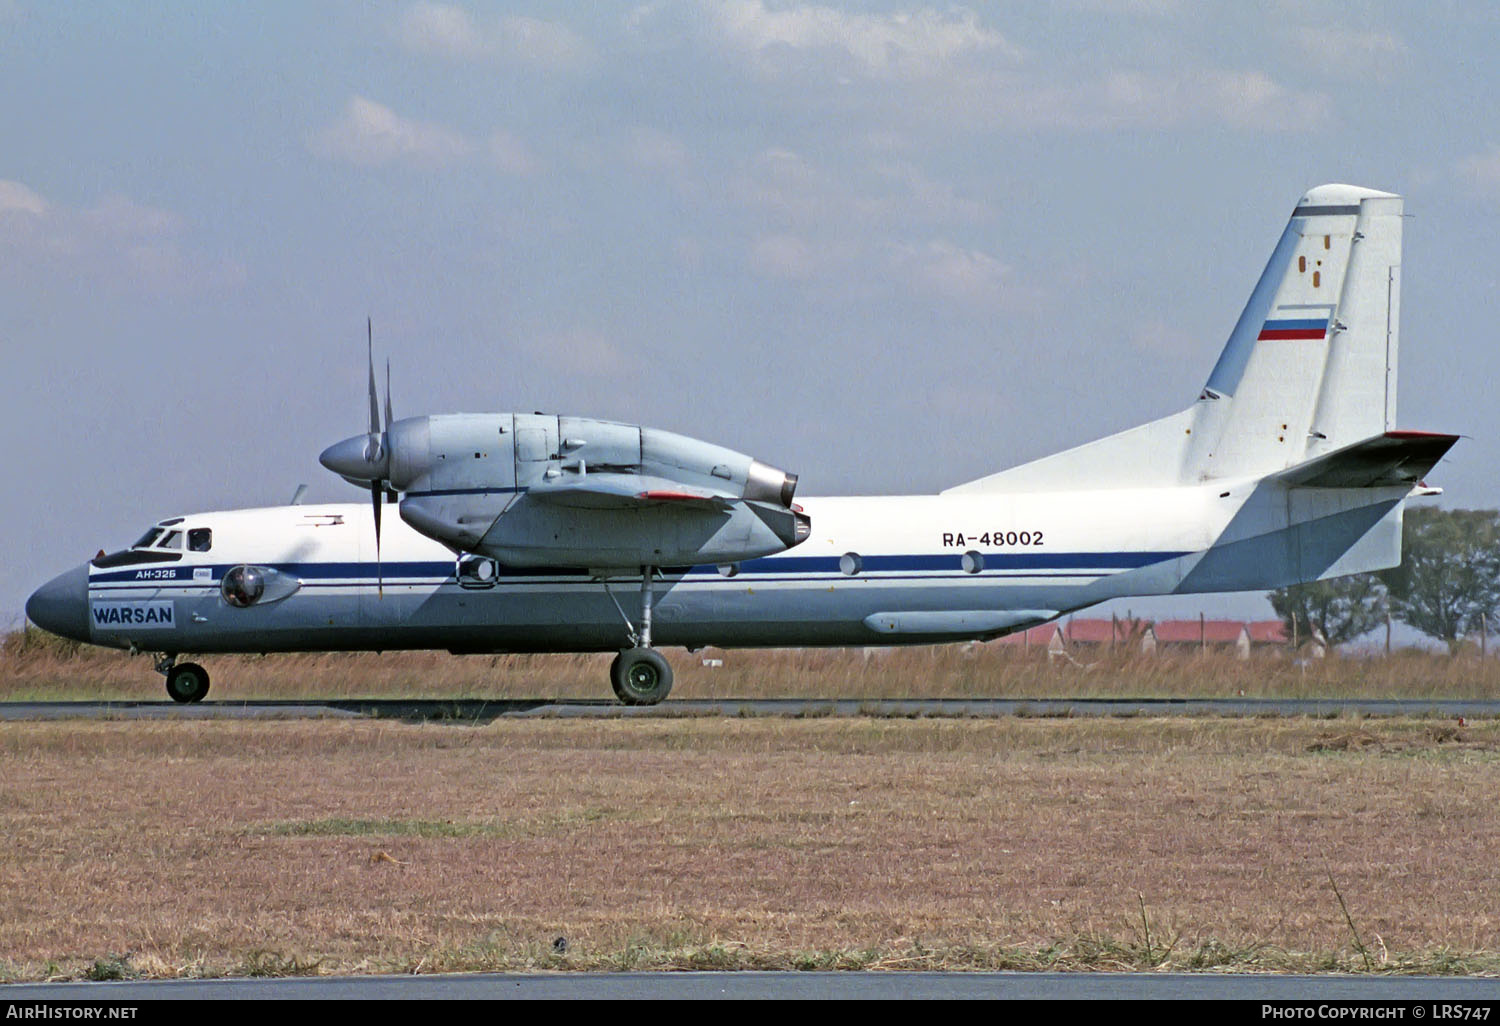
[165,662,210,704]
[610,648,673,705]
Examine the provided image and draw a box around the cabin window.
[133,527,163,549]
[188,528,213,552]
[221,565,265,607]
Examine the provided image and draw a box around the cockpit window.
[133,527,163,549]
[158,530,183,549]
[188,528,212,552]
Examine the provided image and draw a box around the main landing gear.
[156,653,211,704]
[605,567,674,705]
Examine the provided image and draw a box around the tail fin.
[946,184,1405,495]
[1186,183,1403,480]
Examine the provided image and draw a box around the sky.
[3,1,1498,628]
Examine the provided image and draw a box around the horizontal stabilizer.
[1274,431,1458,489]
[528,473,734,510]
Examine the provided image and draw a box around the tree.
[1382,507,1500,648]
[1268,575,1387,648]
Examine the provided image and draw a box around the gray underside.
[91,578,1101,654]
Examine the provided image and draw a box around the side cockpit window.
[188,528,212,552]
[158,530,183,549]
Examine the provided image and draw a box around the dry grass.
[1,716,1497,980]
[5,627,1500,702]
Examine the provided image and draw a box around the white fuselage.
[78,482,1276,655]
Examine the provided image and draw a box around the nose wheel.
[610,648,673,705]
[156,654,211,703]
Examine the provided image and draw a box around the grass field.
[1,716,1497,981]
[5,625,1500,703]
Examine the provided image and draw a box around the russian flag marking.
[1257,317,1329,341]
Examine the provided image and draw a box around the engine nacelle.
[392,413,807,568]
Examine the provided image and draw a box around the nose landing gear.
[603,566,674,705]
[156,653,211,704]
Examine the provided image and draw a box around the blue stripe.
[92,575,1117,599]
[91,571,1118,593]
[90,551,1187,585]
[714,551,1185,574]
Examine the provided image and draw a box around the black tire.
[610,648,673,705]
[165,662,210,704]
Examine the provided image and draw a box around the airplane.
[26,184,1457,705]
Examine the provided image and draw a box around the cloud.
[394,1,487,59]
[0,179,47,217]
[729,147,990,234]
[1061,0,1189,14]
[897,64,1333,133]
[488,130,541,176]
[1128,317,1202,358]
[634,2,1330,135]
[727,149,1014,304]
[1290,25,1405,71]
[0,180,244,294]
[706,0,1019,76]
[1091,68,1332,131]
[529,327,624,374]
[873,161,992,223]
[889,239,1010,308]
[394,3,594,70]
[748,233,836,281]
[622,127,692,175]
[502,14,594,69]
[1456,146,1500,200]
[310,96,472,167]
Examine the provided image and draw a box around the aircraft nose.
[25,564,90,643]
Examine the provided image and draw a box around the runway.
[4,970,1500,1000]
[0,696,1494,722]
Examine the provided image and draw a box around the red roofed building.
[995,617,1313,659]
[1246,621,1289,646]
[1246,619,1325,656]
[1146,620,1249,658]
[1064,619,1119,644]
[994,622,1067,657]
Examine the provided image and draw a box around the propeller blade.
[367,318,380,438]
[371,482,383,599]
[384,358,393,433]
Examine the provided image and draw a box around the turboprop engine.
[321,409,810,572]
